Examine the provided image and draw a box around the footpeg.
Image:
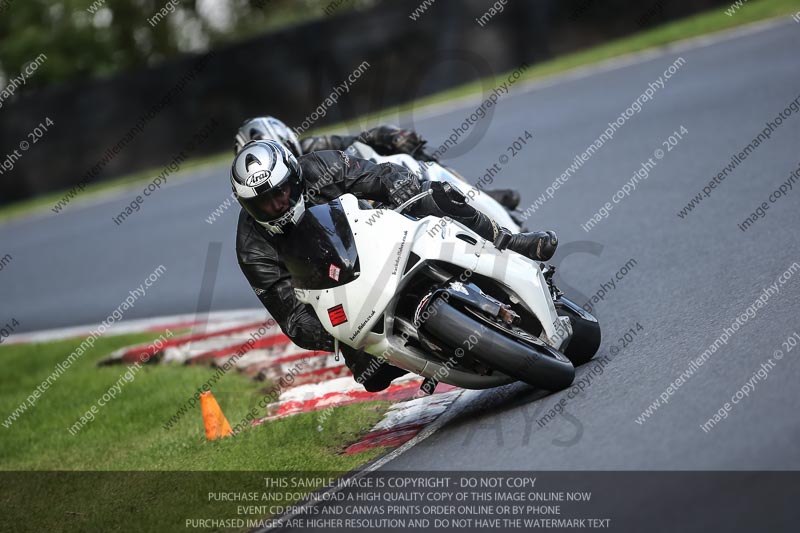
[420,377,438,395]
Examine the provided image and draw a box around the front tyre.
[556,296,601,366]
[422,301,575,391]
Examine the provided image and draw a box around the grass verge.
[0,333,389,530]
[0,151,230,225]
[1,0,797,224]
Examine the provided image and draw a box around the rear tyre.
[422,301,575,391]
[556,296,601,366]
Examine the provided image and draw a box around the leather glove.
[387,174,422,206]
[391,130,425,154]
[391,129,429,157]
[394,130,438,162]
[414,145,439,163]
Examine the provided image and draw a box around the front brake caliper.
[498,305,520,326]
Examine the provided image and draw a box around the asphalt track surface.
[2,18,799,479]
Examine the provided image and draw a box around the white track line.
[256,388,481,533]
[4,16,790,229]
[367,16,795,126]
[0,160,228,226]
[6,308,264,345]
[358,388,477,470]
[256,21,800,529]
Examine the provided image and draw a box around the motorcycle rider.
[234,140,558,392]
[233,116,522,211]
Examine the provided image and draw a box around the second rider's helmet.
[234,116,302,157]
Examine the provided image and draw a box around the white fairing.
[294,194,567,389]
[344,142,520,232]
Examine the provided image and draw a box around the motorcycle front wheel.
[555,295,602,366]
[422,300,575,391]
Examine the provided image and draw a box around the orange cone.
[200,391,233,440]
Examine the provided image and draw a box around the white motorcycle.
[280,188,601,392]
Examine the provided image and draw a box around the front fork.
[540,263,573,351]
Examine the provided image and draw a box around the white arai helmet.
[231,140,306,235]
[233,116,302,157]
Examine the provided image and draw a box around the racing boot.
[434,204,558,262]
[410,182,555,260]
[484,188,521,210]
[507,230,558,262]
[410,182,501,240]
[341,346,408,392]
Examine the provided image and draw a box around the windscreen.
[278,198,360,289]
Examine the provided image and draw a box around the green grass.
[1,0,797,225]
[0,333,389,530]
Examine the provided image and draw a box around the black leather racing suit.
[236,150,499,388]
[301,125,521,216]
[299,125,435,161]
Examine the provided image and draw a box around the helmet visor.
[240,174,302,227]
